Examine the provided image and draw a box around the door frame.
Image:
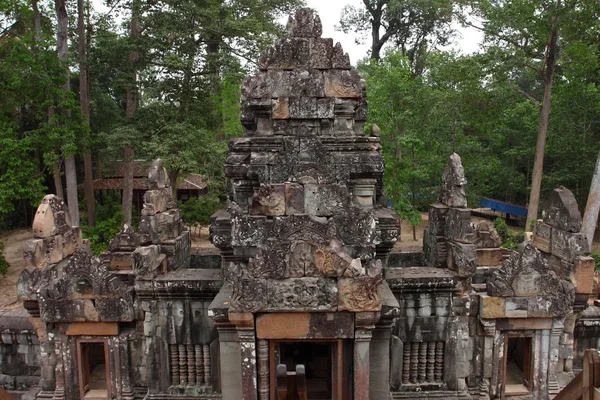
[77,338,111,399]
[501,333,534,399]
[269,339,346,400]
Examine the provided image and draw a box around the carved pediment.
[487,243,574,316]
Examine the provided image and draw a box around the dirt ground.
[0,228,32,309]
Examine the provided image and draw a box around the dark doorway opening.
[279,342,332,399]
[270,340,352,400]
[504,336,533,396]
[78,341,109,399]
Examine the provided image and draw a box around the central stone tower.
[210,8,399,400]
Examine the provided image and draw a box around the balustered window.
[402,341,444,385]
[169,344,211,387]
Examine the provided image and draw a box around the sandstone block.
[324,70,362,98]
[479,295,505,319]
[505,297,528,318]
[543,187,582,232]
[32,195,72,238]
[532,220,552,253]
[527,296,553,318]
[143,189,171,215]
[447,242,476,277]
[311,38,333,69]
[285,183,304,215]
[251,184,286,216]
[23,239,45,268]
[133,245,162,278]
[272,98,289,119]
[438,153,467,208]
[428,203,448,236]
[148,159,170,189]
[331,42,351,69]
[573,256,595,294]
[304,184,350,217]
[338,276,382,312]
[551,228,590,261]
[476,248,504,267]
[267,278,337,311]
[445,208,474,243]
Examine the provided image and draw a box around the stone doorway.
[503,335,533,397]
[77,340,110,400]
[269,340,352,400]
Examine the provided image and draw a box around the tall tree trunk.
[582,150,600,249]
[207,37,224,141]
[53,159,64,199]
[122,0,140,226]
[78,0,95,226]
[55,0,80,226]
[525,8,560,231]
[32,0,41,42]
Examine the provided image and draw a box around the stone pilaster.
[258,339,269,400]
[217,322,243,400]
[370,317,393,399]
[231,312,258,400]
[354,312,378,400]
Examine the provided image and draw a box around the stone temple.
[3,7,600,400]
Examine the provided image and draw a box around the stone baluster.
[402,343,410,384]
[418,342,427,383]
[195,345,204,385]
[435,342,444,382]
[178,344,187,385]
[203,344,211,386]
[187,344,196,385]
[170,345,179,385]
[427,341,436,382]
[410,342,418,383]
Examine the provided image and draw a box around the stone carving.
[338,275,382,312]
[230,279,268,312]
[487,243,574,315]
[438,153,467,208]
[267,278,337,311]
[249,240,290,279]
[148,158,170,189]
[474,221,502,248]
[25,195,82,268]
[543,186,582,233]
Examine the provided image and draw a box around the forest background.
[0,0,599,256]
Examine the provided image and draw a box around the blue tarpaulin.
[478,198,528,218]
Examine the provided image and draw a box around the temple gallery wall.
[2,8,600,400]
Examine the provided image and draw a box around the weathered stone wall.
[0,310,40,392]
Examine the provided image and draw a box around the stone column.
[51,335,65,400]
[258,339,269,400]
[118,334,135,400]
[231,312,258,400]
[355,312,378,400]
[370,318,393,400]
[217,322,243,400]
[547,319,564,396]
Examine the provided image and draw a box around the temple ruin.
[2,8,600,400]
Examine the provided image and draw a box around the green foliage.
[0,242,9,276]
[179,193,224,227]
[494,217,524,250]
[81,196,123,255]
[591,254,600,272]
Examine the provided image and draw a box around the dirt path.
[0,228,32,309]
